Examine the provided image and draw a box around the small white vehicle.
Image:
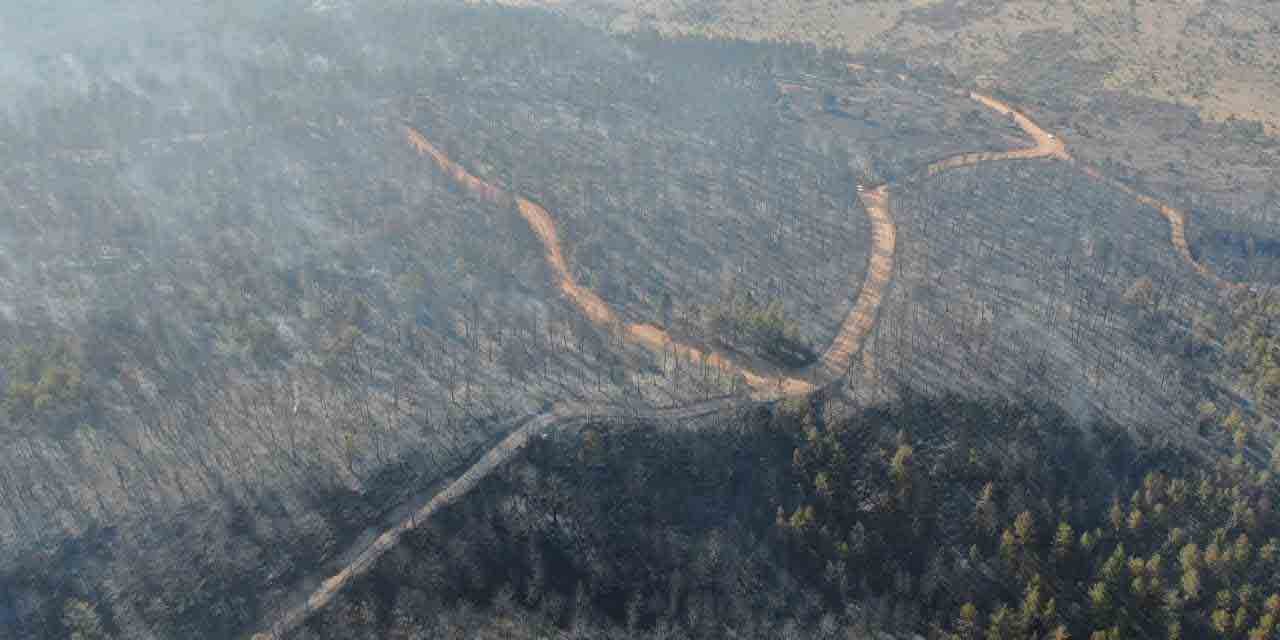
[1047,134,1055,140]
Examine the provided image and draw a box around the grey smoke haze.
[0,0,317,119]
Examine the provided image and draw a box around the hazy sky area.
[0,1,331,120]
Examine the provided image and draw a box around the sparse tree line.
[988,79,1280,285]
[855,158,1225,433]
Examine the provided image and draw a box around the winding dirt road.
[812,184,895,381]
[945,91,1228,289]
[254,85,1232,639]
[925,93,1070,176]
[405,124,816,397]
[1077,164,1235,290]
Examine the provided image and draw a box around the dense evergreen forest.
[292,393,1280,640]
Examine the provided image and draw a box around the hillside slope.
[287,393,1280,640]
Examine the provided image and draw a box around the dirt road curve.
[925,93,1069,177]
[255,87,1231,639]
[969,93,1070,161]
[944,93,1228,288]
[926,93,1229,287]
[810,184,895,381]
[1077,164,1237,290]
[405,124,816,397]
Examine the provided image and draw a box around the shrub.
[703,290,816,367]
[2,341,86,428]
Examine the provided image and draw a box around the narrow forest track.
[924,91,1232,289]
[254,84,1236,640]
[1078,164,1237,290]
[404,124,817,398]
[951,91,1231,290]
[811,184,895,382]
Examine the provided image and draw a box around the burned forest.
[1,2,1279,640]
